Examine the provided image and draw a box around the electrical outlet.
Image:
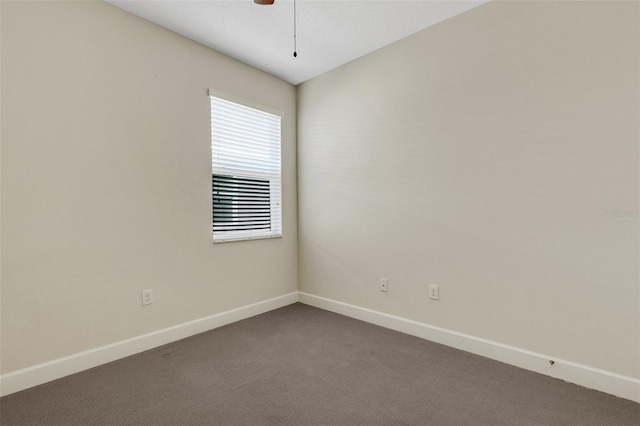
[428,285,439,300]
[142,289,153,306]
[380,278,388,292]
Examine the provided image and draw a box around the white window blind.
[210,95,282,242]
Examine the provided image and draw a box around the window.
[210,93,282,242]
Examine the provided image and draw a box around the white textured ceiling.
[106,0,488,85]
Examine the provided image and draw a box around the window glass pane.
[210,95,282,242]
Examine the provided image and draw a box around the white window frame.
[209,89,283,243]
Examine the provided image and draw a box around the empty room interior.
[1,0,639,424]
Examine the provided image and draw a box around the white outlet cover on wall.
[380,278,388,292]
[142,289,154,306]
[428,285,439,300]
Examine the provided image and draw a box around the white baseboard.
[4,291,638,403]
[0,292,298,397]
[298,292,640,403]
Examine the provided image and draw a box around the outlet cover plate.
[142,289,154,306]
[428,284,439,300]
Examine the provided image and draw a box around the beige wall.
[1,0,297,373]
[297,0,639,378]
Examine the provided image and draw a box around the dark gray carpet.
[1,303,638,425]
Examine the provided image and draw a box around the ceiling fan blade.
[254,0,275,5]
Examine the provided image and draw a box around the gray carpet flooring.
[1,303,639,425]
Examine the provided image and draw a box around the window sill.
[213,233,282,244]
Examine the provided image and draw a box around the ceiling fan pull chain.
[293,0,297,58]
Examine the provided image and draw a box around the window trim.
[209,89,283,244]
